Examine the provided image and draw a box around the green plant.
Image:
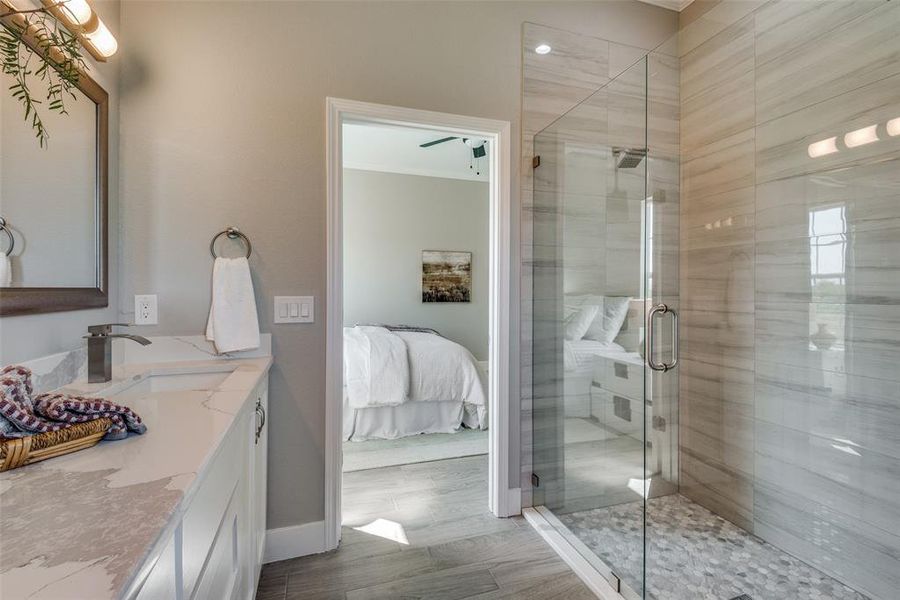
[0,2,85,147]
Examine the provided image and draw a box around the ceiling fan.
[419,136,488,158]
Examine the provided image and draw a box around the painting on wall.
[422,250,471,303]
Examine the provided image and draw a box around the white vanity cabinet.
[127,377,269,600]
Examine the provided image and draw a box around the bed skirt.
[344,397,486,441]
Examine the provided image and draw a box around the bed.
[561,295,643,419]
[342,326,487,441]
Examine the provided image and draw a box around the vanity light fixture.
[887,117,900,137]
[844,124,879,149]
[40,0,118,60]
[535,43,552,55]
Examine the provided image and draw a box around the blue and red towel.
[0,365,146,441]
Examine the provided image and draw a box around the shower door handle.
[646,303,678,372]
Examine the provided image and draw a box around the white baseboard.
[263,520,327,564]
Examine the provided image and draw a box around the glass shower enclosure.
[530,50,680,599]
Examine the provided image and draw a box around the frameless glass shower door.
[531,51,680,599]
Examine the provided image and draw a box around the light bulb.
[61,0,92,25]
[807,137,838,158]
[84,18,118,57]
[535,44,551,55]
[887,117,900,137]
[844,125,878,148]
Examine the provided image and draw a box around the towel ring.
[0,217,13,257]
[210,227,251,259]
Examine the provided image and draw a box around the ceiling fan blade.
[419,136,459,148]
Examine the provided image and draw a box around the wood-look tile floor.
[256,455,595,599]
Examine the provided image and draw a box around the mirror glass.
[0,71,99,288]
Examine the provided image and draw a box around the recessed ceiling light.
[535,44,551,55]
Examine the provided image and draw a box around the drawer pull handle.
[254,398,266,444]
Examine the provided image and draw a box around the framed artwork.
[422,250,471,303]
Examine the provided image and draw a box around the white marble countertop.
[0,357,272,600]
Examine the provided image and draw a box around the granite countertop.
[0,357,272,600]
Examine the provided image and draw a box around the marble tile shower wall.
[678,1,900,598]
[520,23,648,507]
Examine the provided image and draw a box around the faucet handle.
[87,323,131,336]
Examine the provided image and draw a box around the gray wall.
[343,169,489,360]
[0,0,121,366]
[678,1,900,597]
[116,0,677,531]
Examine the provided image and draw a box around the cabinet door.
[181,415,244,598]
[191,483,242,600]
[257,382,268,560]
[132,530,178,600]
[251,381,269,572]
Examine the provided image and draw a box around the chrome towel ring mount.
[0,217,14,257]
[210,226,252,259]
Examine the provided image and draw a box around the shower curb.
[523,506,630,600]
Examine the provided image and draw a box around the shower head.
[613,147,646,169]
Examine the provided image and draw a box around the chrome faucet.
[85,324,152,383]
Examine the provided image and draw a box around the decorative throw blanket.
[0,365,147,441]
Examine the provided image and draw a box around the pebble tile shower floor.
[559,494,870,600]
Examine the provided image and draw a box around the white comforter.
[344,326,410,408]
[343,326,486,409]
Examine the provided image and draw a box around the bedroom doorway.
[325,98,514,552]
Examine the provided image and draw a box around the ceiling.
[636,0,695,11]
[342,122,490,182]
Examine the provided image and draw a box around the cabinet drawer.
[596,358,643,399]
[591,387,643,438]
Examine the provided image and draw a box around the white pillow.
[587,296,631,343]
[564,294,631,343]
[565,304,599,341]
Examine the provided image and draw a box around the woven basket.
[0,418,112,472]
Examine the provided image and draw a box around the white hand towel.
[206,257,260,354]
[0,254,11,287]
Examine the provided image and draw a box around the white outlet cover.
[134,294,158,325]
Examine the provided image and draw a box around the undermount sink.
[112,367,237,400]
[144,369,236,392]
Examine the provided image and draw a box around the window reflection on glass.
[809,205,847,353]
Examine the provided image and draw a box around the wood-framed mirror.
[0,17,109,317]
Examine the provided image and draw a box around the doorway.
[325,98,515,551]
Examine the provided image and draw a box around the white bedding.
[396,331,486,406]
[344,397,485,441]
[342,326,487,441]
[344,326,409,408]
[564,339,627,371]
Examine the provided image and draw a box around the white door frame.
[325,97,516,550]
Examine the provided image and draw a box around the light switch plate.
[274,296,314,324]
[134,294,158,325]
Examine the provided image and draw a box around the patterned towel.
[0,365,147,441]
